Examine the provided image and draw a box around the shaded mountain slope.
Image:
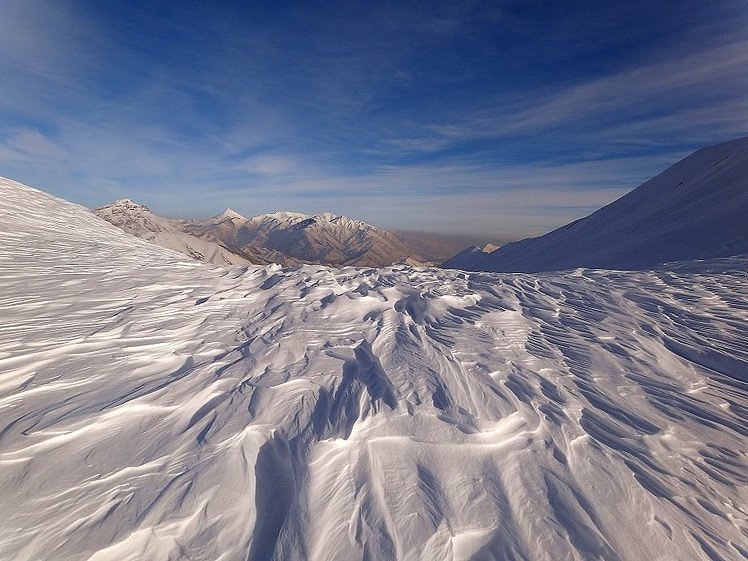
[444,137,748,272]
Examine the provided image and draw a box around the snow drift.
[444,136,748,272]
[1,177,747,561]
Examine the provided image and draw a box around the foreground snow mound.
[1,177,747,561]
[444,136,748,272]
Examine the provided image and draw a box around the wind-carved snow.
[1,177,747,561]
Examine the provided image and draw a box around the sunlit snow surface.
[1,178,747,561]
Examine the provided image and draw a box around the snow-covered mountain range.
[444,136,748,272]
[95,200,464,268]
[2,175,746,561]
[93,198,254,266]
[232,211,424,267]
[94,199,300,266]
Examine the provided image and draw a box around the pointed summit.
[214,208,246,222]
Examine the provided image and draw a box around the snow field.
[1,178,746,560]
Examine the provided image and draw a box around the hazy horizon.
[1,1,746,239]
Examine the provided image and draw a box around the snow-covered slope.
[2,176,747,561]
[444,136,748,272]
[95,199,251,266]
[235,211,426,267]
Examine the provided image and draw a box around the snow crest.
[1,177,747,561]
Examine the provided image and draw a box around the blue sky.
[0,0,746,239]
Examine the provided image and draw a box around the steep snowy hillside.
[235,211,426,266]
[95,199,251,266]
[444,136,748,272]
[1,177,747,561]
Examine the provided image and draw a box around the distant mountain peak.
[98,198,150,212]
[264,211,309,221]
[233,209,418,266]
[214,208,246,222]
[441,245,485,269]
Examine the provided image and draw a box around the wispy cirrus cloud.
[0,128,66,163]
[382,37,748,155]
